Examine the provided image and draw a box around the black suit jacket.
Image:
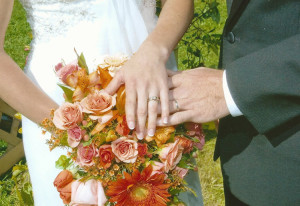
[214,0,300,205]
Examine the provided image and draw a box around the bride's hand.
[105,41,170,139]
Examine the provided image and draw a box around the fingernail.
[137,132,144,140]
[148,129,155,137]
[163,117,168,124]
[128,121,135,130]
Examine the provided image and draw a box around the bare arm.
[0,0,58,124]
[105,0,194,139]
[146,0,194,59]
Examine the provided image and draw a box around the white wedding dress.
[20,0,203,205]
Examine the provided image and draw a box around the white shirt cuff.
[223,70,243,117]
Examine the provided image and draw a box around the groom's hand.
[157,68,230,126]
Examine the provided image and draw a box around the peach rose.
[53,102,83,130]
[67,126,83,148]
[80,90,116,121]
[98,145,115,169]
[70,179,107,206]
[76,143,97,167]
[111,137,138,163]
[159,139,184,172]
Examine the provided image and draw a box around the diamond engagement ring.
[148,96,160,102]
[174,100,180,112]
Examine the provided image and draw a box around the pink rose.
[159,139,184,172]
[67,126,83,148]
[175,167,189,179]
[55,60,79,85]
[184,122,205,150]
[80,90,116,120]
[76,143,97,167]
[53,102,83,130]
[111,137,138,163]
[70,179,107,206]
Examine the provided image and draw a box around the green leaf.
[74,48,89,74]
[59,132,69,147]
[82,136,93,146]
[58,84,74,103]
[55,155,71,170]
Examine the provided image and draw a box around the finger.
[157,99,184,114]
[147,91,160,137]
[136,89,148,140]
[157,110,193,126]
[170,74,182,89]
[159,87,169,124]
[104,71,124,95]
[166,69,180,77]
[125,83,137,130]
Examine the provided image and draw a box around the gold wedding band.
[148,96,160,102]
[174,100,180,112]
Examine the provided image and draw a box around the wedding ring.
[148,96,160,102]
[174,100,180,112]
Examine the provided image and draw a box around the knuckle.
[137,109,147,116]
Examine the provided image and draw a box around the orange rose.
[159,139,184,172]
[138,143,148,157]
[53,102,83,130]
[59,182,72,204]
[176,136,194,154]
[98,145,115,169]
[54,170,74,205]
[54,170,73,189]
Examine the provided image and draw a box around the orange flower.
[53,170,74,205]
[98,145,115,169]
[138,143,148,157]
[176,136,194,154]
[146,126,175,146]
[116,115,130,136]
[53,170,73,189]
[106,165,171,206]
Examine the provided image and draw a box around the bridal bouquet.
[41,51,205,206]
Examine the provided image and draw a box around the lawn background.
[0,0,227,205]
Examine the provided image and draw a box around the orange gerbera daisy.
[106,165,171,206]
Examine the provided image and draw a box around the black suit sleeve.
[225,34,300,135]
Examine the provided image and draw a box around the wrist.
[141,38,170,63]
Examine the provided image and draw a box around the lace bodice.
[20,0,156,43]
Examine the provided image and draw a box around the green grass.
[1,0,227,205]
[4,0,32,69]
